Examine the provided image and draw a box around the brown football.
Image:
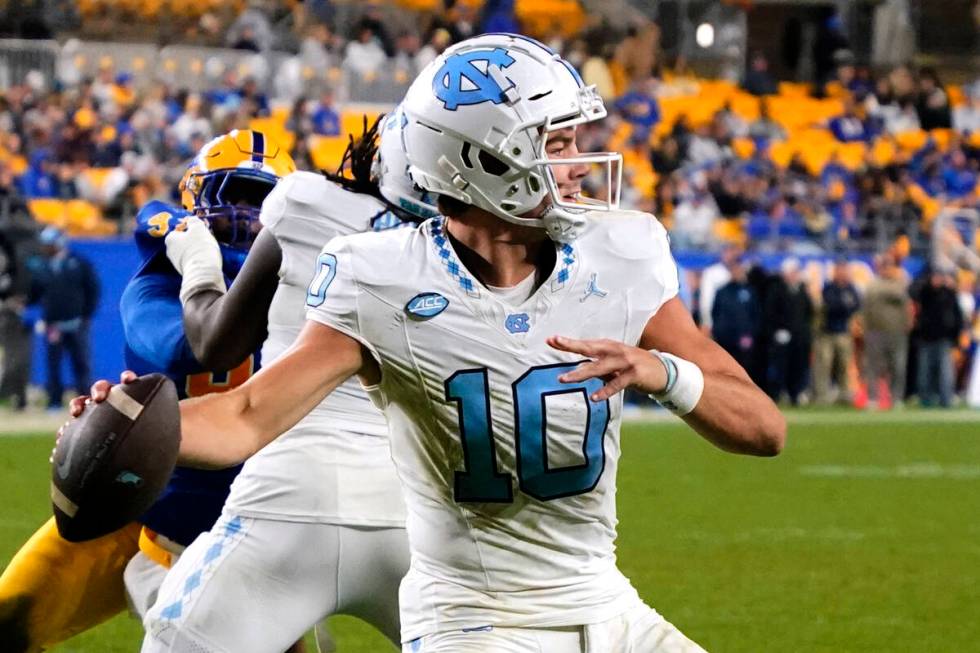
[51,373,181,542]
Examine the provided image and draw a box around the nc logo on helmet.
[433,48,516,111]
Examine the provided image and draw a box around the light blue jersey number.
[306,253,337,308]
[445,363,610,503]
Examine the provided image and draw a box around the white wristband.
[178,265,226,306]
[165,216,227,306]
[649,351,704,416]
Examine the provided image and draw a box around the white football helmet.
[373,105,440,220]
[401,33,622,241]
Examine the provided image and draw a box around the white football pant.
[141,514,408,653]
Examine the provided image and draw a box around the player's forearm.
[683,373,785,457]
[176,322,365,468]
[182,230,283,371]
[177,391,259,469]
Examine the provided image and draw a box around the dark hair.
[322,113,384,200]
[322,113,433,225]
[437,195,470,218]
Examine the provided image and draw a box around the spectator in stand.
[614,21,660,83]
[299,22,338,71]
[393,30,422,78]
[742,51,777,97]
[18,149,59,198]
[883,99,921,135]
[28,227,99,410]
[650,135,683,175]
[913,266,964,406]
[953,82,980,134]
[748,98,786,143]
[763,258,814,404]
[686,122,727,166]
[863,253,912,409]
[415,28,452,71]
[170,94,213,151]
[711,255,760,374]
[580,39,615,101]
[829,95,874,142]
[310,89,340,137]
[239,77,269,117]
[343,25,387,77]
[940,148,978,200]
[226,0,275,52]
[699,244,741,334]
[480,0,520,35]
[813,10,850,87]
[0,226,29,410]
[916,67,952,130]
[614,78,660,142]
[355,4,396,56]
[813,258,861,404]
[671,174,721,250]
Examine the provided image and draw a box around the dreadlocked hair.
[322,113,384,200]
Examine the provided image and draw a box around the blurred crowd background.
[0,0,978,410]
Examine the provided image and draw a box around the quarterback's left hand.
[548,335,669,402]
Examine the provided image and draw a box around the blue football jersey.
[120,201,260,546]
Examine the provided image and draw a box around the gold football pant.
[0,517,141,652]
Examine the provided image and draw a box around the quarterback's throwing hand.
[548,335,669,402]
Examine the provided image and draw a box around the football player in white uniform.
[79,33,785,652]
[139,115,436,653]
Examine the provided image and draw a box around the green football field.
[2,411,979,652]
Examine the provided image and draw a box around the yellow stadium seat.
[394,0,441,10]
[65,200,105,235]
[948,85,965,108]
[930,128,953,151]
[515,0,586,39]
[310,135,350,173]
[340,111,382,140]
[7,155,27,176]
[907,183,942,224]
[871,137,897,166]
[730,92,761,121]
[895,130,927,152]
[835,141,867,170]
[252,122,296,154]
[28,199,67,227]
[768,142,795,168]
[270,105,291,123]
[778,82,811,98]
[732,137,755,160]
[713,219,747,246]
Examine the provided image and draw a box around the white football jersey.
[306,210,679,638]
[224,171,407,526]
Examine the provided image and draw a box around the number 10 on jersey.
[445,363,610,503]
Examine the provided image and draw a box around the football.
[50,373,181,542]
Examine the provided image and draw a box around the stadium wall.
[27,239,926,391]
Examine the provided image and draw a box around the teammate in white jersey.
[77,34,785,652]
[139,115,437,653]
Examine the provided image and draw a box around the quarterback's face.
[522,127,588,220]
[544,127,588,202]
